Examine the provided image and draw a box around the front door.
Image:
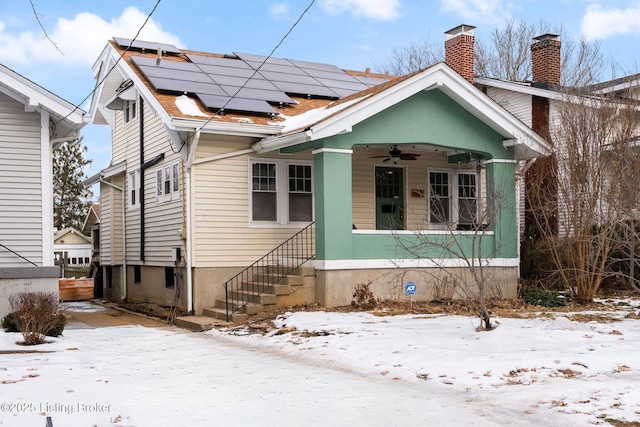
[375,166,404,230]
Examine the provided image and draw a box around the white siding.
[0,92,43,266]
[110,100,184,266]
[485,87,532,127]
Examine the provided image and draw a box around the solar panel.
[244,61,307,76]
[316,78,369,92]
[114,37,181,54]
[271,81,340,98]
[131,55,200,72]
[288,58,346,73]
[220,86,294,104]
[146,75,228,96]
[353,75,389,86]
[196,93,277,114]
[235,53,292,66]
[129,45,390,115]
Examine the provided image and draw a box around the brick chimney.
[531,33,561,86]
[444,24,476,83]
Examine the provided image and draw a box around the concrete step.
[173,315,228,332]
[229,290,276,306]
[203,306,248,324]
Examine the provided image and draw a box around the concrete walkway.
[60,300,170,329]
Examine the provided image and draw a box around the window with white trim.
[156,161,181,203]
[250,159,313,225]
[123,99,137,125]
[128,170,140,209]
[428,170,478,226]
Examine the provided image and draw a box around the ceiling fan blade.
[369,155,391,158]
[382,158,391,162]
[401,153,421,160]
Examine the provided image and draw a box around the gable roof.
[0,63,87,131]
[90,38,390,137]
[254,63,550,160]
[90,39,548,160]
[54,227,92,244]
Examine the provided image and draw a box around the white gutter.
[99,179,126,300]
[192,148,255,166]
[171,117,280,138]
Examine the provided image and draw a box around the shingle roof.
[110,40,391,127]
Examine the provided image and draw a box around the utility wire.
[187,0,317,141]
[54,0,163,125]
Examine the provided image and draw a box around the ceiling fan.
[370,145,421,164]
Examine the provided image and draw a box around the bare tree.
[377,18,605,86]
[392,165,514,331]
[374,37,443,76]
[527,90,640,301]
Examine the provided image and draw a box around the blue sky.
[1,0,639,186]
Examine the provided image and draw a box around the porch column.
[313,148,353,260]
[485,159,518,258]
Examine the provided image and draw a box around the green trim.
[313,149,353,259]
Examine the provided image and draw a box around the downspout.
[185,130,201,314]
[99,178,126,300]
[139,96,146,262]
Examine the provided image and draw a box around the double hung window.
[428,170,478,226]
[251,160,313,225]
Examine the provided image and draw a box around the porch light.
[389,146,402,164]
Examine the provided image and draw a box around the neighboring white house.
[53,227,92,269]
[0,63,86,316]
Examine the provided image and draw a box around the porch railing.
[224,222,315,321]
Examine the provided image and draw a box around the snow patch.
[174,95,208,117]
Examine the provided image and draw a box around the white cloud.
[320,0,401,21]
[580,3,640,41]
[438,0,508,24]
[0,7,182,67]
[270,3,290,20]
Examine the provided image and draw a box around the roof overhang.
[83,160,127,187]
[0,63,86,128]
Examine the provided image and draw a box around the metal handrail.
[224,222,315,321]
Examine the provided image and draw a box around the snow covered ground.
[1,299,639,426]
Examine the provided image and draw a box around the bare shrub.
[432,277,456,302]
[351,282,379,309]
[8,292,63,345]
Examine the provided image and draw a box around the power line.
[187,0,317,141]
[54,0,163,126]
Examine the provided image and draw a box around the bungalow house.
[86,26,548,320]
[0,63,86,316]
[53,227,93,271]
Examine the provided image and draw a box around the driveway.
[60,300,169,329]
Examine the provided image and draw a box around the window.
[84,257,90,264]
[429,171,450,223]
[458,173,477,225]
[250,160,313,225]
[428,170,478,226]
[129,170,141,209]
[124,99,137,125]
[165,267,175,288]
[134,265,141,284]
[288,164,312,222]
[156,161,181,203]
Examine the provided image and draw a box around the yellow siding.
[192,136,312,267]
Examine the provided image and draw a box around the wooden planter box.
[59,278,94,301]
